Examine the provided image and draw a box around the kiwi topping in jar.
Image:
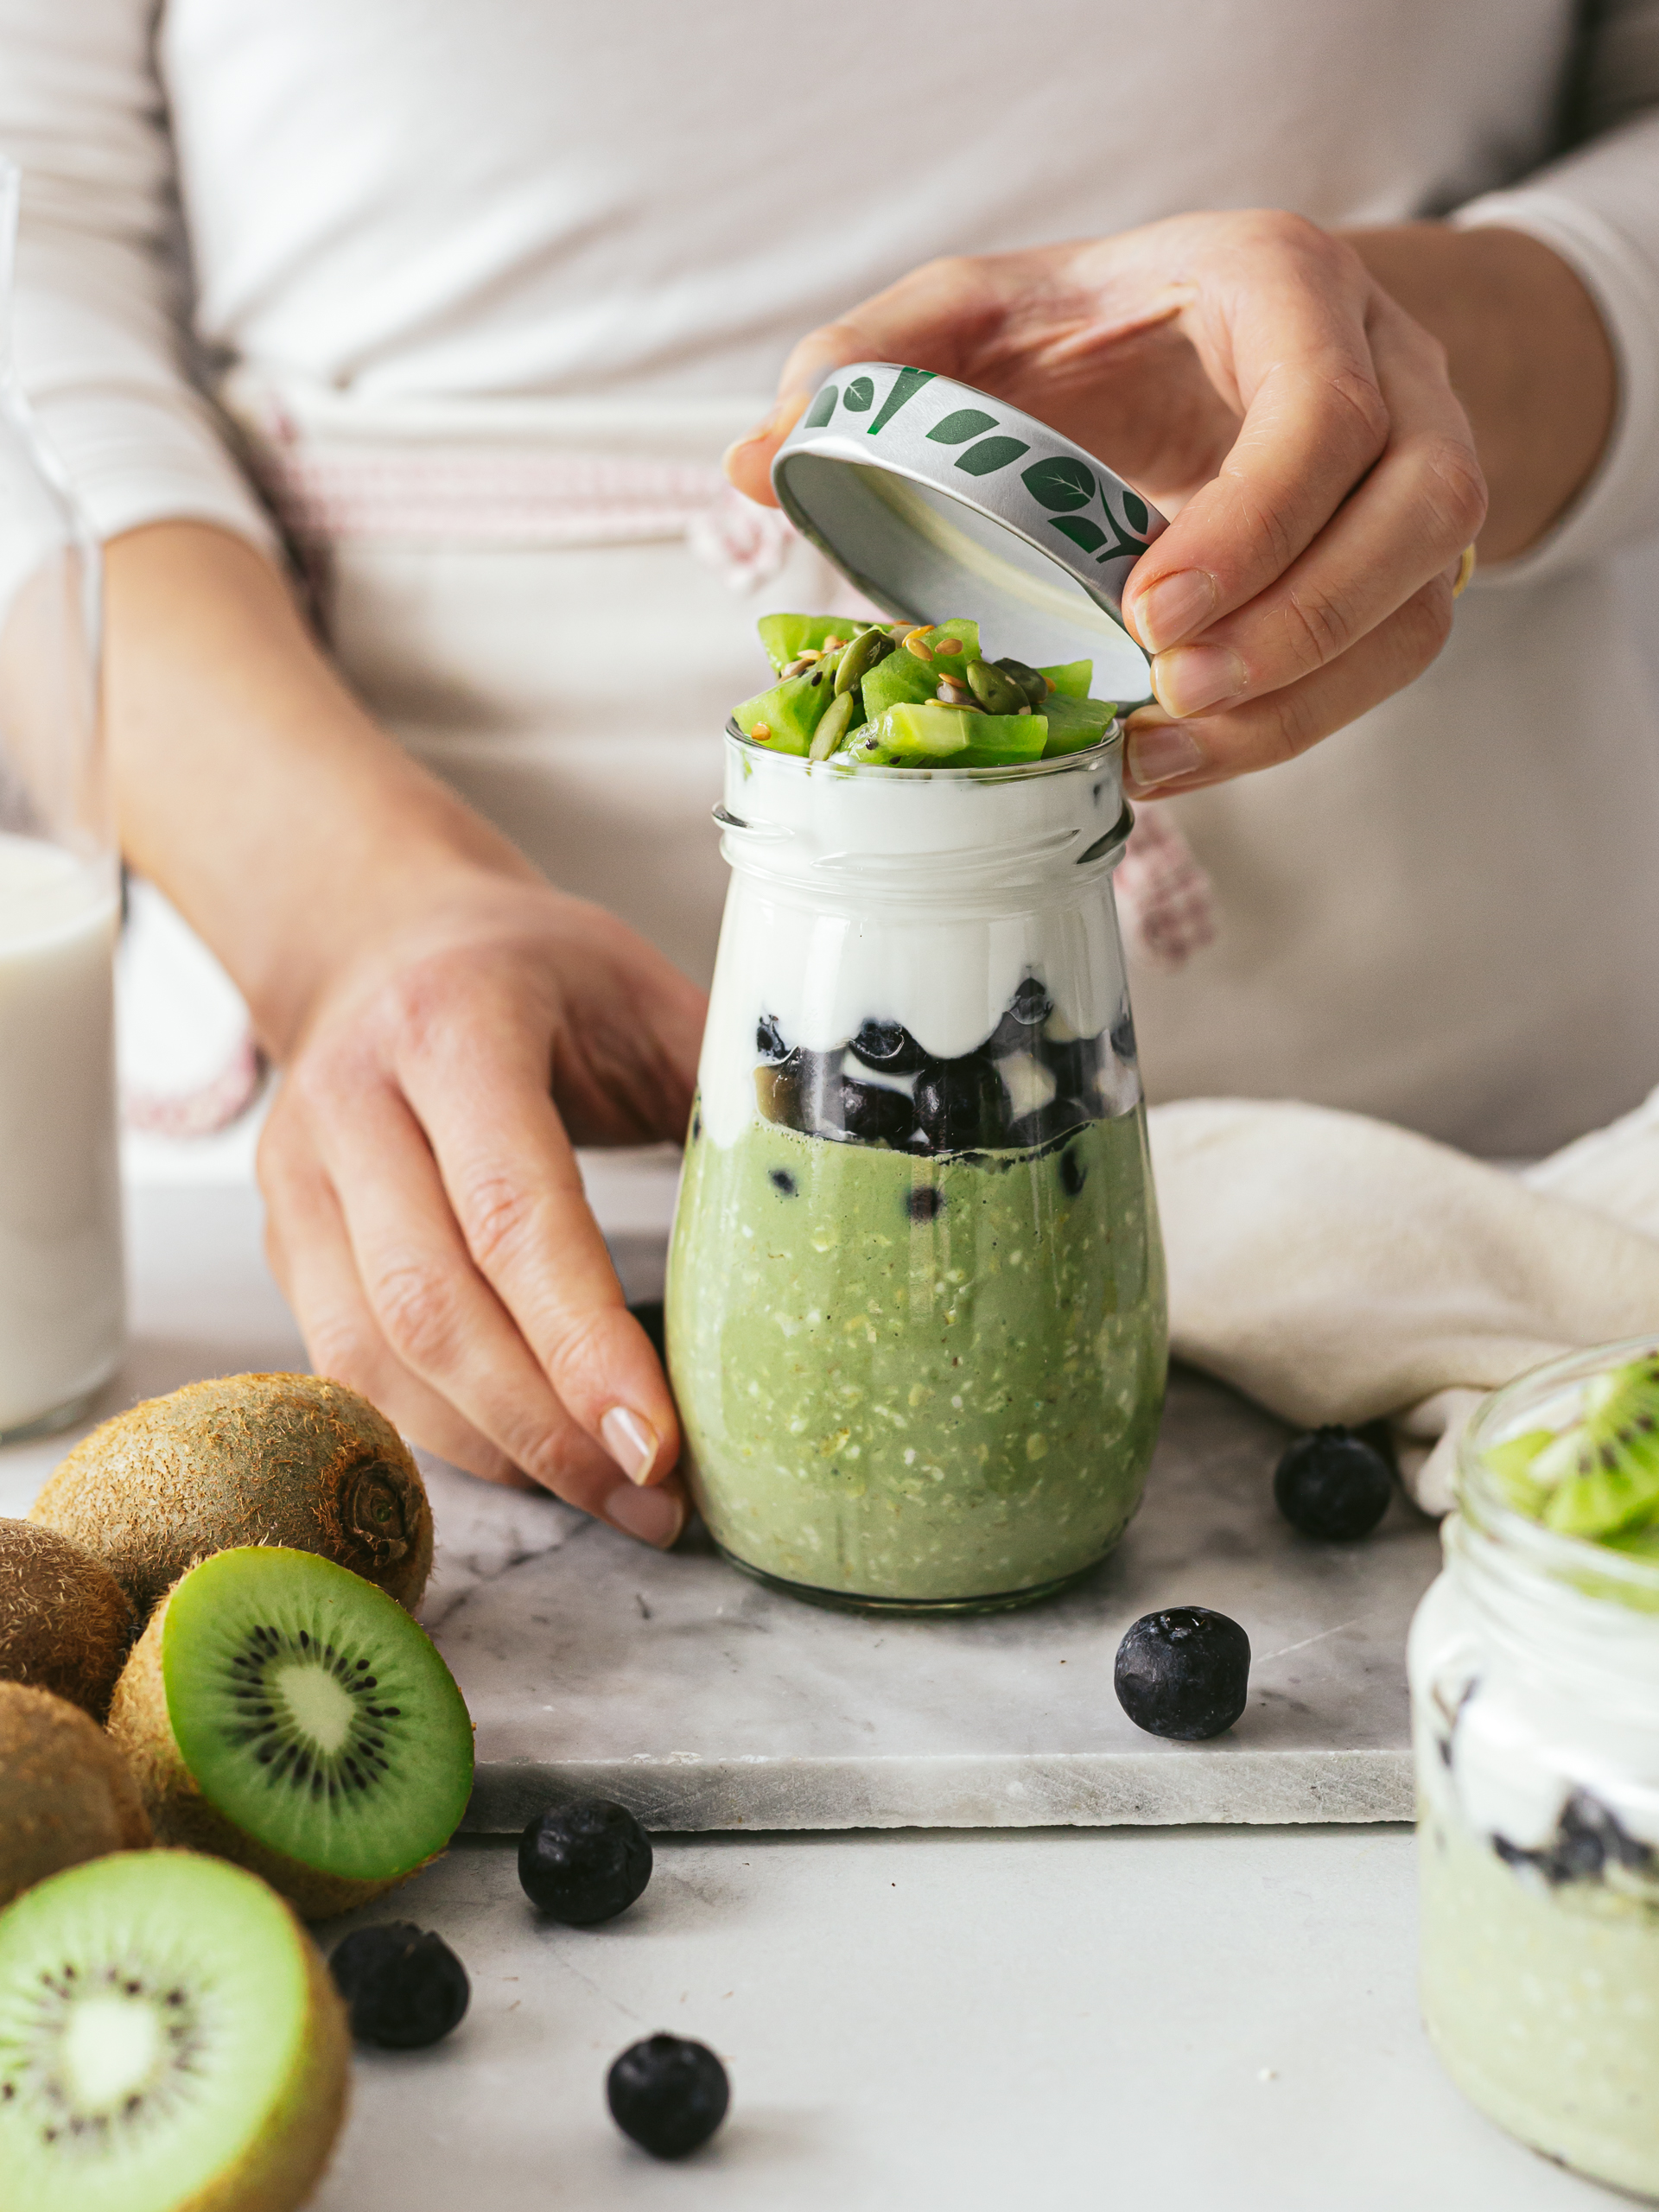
[733,614,1116,769]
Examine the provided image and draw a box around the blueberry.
[626,1300,665,1363]
[913,1056,1007,1150]
[1006,1097,1092,1151]
[518,1799,652,1925]
[837,1077,915,1147]
[607,2034,729,2160]
[1058,1145,1086,1197]
[1272,1427,1394,1541]
[849,1019,929,1075]
[1114,1608,1251,1741]
[755,1013,788,1063]
[768,1167,798,1197]
[982,978,1055,1058]
[906,1185,944,1222]
[1039,1033,1106,1099]
[329,1923,470,2049]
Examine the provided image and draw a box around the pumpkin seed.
[810,690,857,761]
[834,626,884,697]
[993,657,1049,710]
[964,658,1026,715]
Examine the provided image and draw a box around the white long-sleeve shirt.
[3,0,1659,1154]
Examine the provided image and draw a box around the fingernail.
[1128,569,1217,653]
[601,1405,658,1484]
[1152,643,1246,719]
[1126,719,1205,789]
[602,1481,684,1549]
[723,390,809,467]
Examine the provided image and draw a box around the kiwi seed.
[0,1682,150,1908]
[108,1546,474,1922]
[1503,1353,1659,1541]
[0,1519,136,1719]
[29,1372,434,1620]
[0,1848,350,2212]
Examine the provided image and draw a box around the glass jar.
[664,724,1167,1613]
[0,160,124,1441]
[1409,1338,1659,2199]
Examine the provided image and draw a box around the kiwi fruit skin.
[0,1848,351,2212]
[0,1518,137,1719]
[106,1558,469,1923]
[0,1681,151,1907]
[29,1372,434,1619]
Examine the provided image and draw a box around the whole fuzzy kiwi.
[29,1372,433,1619]
[0,1518,136,1718]
[0,1681,151,1906]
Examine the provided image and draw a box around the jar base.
[712,1540,1104,1617]
[0,1386,101,1448]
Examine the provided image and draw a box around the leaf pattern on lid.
[927,408,999,445]
[955,435,1029,476]
[843,376,875,413]
[1022,455,1096,512]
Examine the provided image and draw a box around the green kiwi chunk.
[1039,658,1093,699]
[109,1548,474,1918]
[756,613,859,674]
[1491,1357,1659,1541]
[733,672,830,754]
[1039,693,1117,758]
[848,702,1047,767]
[856,622,978,721]
[0,1848,349,2212]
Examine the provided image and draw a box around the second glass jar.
[665,726,1167,1612]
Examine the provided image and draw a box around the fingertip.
[721,389,810,504]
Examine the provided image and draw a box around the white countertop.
[0,1144,1614,2212]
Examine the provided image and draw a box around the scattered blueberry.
[1494,1790,1656,1887]
[1114,1608,1251,1741]
[768,1167,798,1197]
[1273,1427,1394,1541]
[329,1923,470,2049]
[849,1019,930,1075]
[913,1056,1007,1150]
[607,2034,730,2159]
[627,1300,665,1363]
[836,1077,916,1147]
[906,1185,944,1222]
[518,1798,653,1925]
[755,1013,788,1063]
[1058,1146,1087,1197]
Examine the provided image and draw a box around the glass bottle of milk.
[0,160,123,1441]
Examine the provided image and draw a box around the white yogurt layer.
[1410,1563,1659,1855]
[699,735,1135,1147]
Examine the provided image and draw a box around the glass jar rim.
[724,718,1122,785]
[1457,1334,1659,1613]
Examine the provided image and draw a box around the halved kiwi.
[1491,1353,1659,1541]
[0,1683,150,1908]
[0,1848,348,2212]
[108,1548,474,1921]
[29,1372,434,1620]
[0,1520,136,1719]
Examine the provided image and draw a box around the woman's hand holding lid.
[727,210,1490,800]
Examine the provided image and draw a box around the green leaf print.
[1122,490,1150,535]
[1021,455,1096,512]
[803,385,839,429]
[1049,516,1107,554]
[843,376,875,413]
[926,408,999,444]
[867,366,937,434]
[955,435,1030,476]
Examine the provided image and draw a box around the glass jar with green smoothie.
[667,365,1173,1613]
[1410,1339,1659,2198]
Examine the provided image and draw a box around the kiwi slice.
[108,1548,474,1921]
[0,1848,349,2212]
[0,1521,136,1719]
[1491,1355,1659,1540]
[29,1372,433,1620]
[0,1684,150,1908]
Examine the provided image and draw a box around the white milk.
[0,832,123,1435]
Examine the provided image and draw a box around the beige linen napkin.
[1147,1086,1659,1514]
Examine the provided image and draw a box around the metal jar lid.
[771,363,1167,703]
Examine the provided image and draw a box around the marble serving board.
[0,1178,1443,1833]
